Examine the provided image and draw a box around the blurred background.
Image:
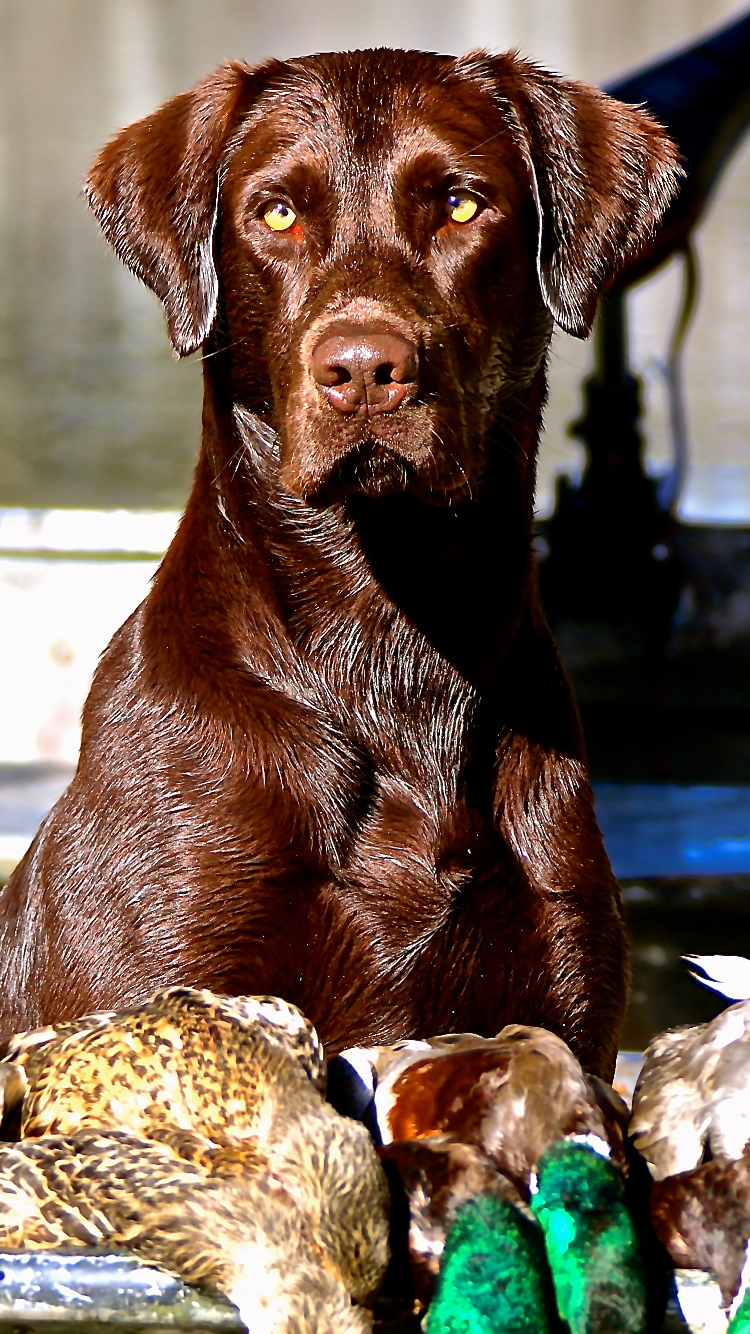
[1,0,750,1047]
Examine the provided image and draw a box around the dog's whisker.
[211,443,247,488]
[197,334,253,362]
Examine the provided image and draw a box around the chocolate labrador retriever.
[0,49,679,1075]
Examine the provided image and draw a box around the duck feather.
[631,1005,750,1179]
[0,1129,374,1334]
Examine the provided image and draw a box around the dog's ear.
[474,54,682,338]
[85,62,272,357]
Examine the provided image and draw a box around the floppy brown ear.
[85,61,272,357]
[475,53,682,337]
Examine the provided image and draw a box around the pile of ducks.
[332,1026,646,1333]
[1,958,750,1333]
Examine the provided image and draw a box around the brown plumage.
[0,988,325,1144]
[0,1129,381,1334]
[341,1024,628,1193]
[335,1024,631,1310]
[0,989,390,1333]
[628,982,750,1313]
[379,1136,525,1306]
[650,1156,750,1308]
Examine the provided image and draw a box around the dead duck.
[337,1024,628,1177]
[378,1132,649,1334]
[0,988,325,1141]
[0,989,390,1332]
[630,955,750,1180]
[339,1026,647,1334]
[0,1127,382,1334]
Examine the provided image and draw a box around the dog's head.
[86,50,679,505]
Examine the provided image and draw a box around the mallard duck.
[338,1025,628,1175]
[0,988,325,1140]
[0,989,390,1333]
[340,1026,647,1334]
[630,956,750,1180]
[0,1127,378,1334]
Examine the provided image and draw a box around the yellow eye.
[263,202,297,232]
[447,192,479,224]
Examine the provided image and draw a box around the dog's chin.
[309,448,410,505]
[301,442,472,508]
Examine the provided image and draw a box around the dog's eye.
[446,192,479,224]
[262,202,298,232]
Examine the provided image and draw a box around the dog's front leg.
[496,732,628,1081]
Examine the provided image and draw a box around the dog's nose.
[311,325,418,415]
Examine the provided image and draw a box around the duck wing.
[11,993,321,1148]
[631,1006,750,1178]
[0,1129,375,1332]
[0,1136,117,1249]
[149,990,326,1090]
[3,989,324,1136]
[630,1025,712,1178]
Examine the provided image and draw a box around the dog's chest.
[318,662,505,896]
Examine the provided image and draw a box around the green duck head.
[425,1193,557,1334]
[530,1140,647,1334]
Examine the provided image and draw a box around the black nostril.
[328,364,352,386]
[374,363,396,385]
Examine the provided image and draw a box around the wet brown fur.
[0,49,681,1076]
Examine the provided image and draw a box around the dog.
[0,49,679,1077]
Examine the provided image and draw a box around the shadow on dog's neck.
[188,368,544,689]
[346,479,530,682]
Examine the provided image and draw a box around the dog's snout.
[311,324,418,416]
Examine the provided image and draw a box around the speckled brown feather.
[0,988,389,1321]
[0,1129,379,1333]
[1,989,324,1146]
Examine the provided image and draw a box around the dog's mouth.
[304,439,472,507]
[305,440,416,505]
